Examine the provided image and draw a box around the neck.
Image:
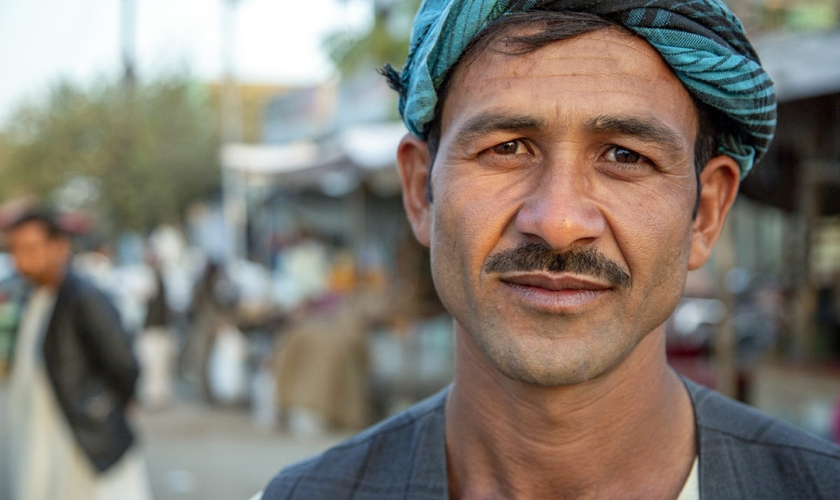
[445,324,696,500]
[37,261,68,290]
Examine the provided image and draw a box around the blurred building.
[199,71,452,430]
[690,25,840,439]
[205,83,296,145]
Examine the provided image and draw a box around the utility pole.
[121,0,137,87]
[220,0,247,261]
[116,0,138,231]
[221,0,243,144]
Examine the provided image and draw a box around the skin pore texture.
[397,26,740,500]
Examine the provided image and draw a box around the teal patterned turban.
[383,0,776,177]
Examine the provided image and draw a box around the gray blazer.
[262,378,840,499]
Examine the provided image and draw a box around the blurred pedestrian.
[3,210,152,500]
[182,260,237,402]
[135,251,176,409]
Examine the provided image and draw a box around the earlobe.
[397,134,432,247]
[688,155,741,270]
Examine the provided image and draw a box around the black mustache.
[483,242,631,288]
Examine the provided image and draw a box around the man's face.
[9,222,68,286]
[410,28,709,386]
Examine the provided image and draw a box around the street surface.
[136,400,349,500]
[0,384,349,500]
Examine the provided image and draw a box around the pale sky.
[0,0,371,125]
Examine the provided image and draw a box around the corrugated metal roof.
[754,29,840,102]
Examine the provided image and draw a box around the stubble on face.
[428,29,699,388]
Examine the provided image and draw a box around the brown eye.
[492,141,521,155]
[614,147,641,163]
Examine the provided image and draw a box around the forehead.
[9,222,52,243]
[439,27,697,146]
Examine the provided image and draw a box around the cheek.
[431,167,529,263]
[14,249,35,265]
[431,190,493,282]
[597,184,694,333]
[429,169,522,295]
[599,179,695,277]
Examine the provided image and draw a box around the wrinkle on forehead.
[440,29,696,149]
[447,25,682,102]
[492,26,647,60]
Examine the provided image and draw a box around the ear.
[397,134,432,248]
[688,155,741,270]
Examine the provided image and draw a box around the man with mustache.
[258,1,840,498]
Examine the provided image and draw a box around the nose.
[514,163,606,251]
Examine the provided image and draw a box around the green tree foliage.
[323,0,422,77]
[0,75,220,232]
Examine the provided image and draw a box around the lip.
[498,272,612,312]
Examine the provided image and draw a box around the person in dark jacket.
[257,1,840,499]
[135,254,177,409]
[3,210,151,500]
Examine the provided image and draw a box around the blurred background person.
[135,248,177,410]
[182,260,238,403]
[2,210,152,500]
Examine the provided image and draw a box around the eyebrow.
[450,113,547,149]
[585,115,686,155]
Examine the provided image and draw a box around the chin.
[494,355,606,387]
[475,328,637,388]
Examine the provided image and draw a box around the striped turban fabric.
[384,0,776,177]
